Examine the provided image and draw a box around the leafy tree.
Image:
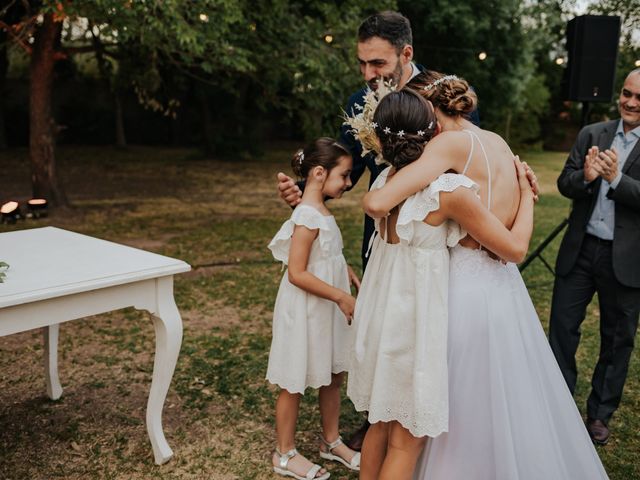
[196,0,396,154]
[399,0,539,142]
[1,0,252,206]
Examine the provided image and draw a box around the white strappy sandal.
[319,435,361,471]
[273,448,330,480]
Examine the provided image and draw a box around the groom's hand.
[520,159,539,203]
[277,172,302,206]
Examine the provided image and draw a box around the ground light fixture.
[1,201,21,223]
[26,198,48,219]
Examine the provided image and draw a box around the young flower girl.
[267,138,361,479]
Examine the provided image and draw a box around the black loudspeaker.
[562,15,621,102]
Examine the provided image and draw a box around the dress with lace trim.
[348,170,480,438]
[396,172,479,248]
[268,204,336,265]
[266,204,353,393]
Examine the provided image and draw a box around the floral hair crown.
[375,121,435,138]
[342,78,396,166]
[423,74,459,91]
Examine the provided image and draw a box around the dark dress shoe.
[346,419,370,452]
[586,418,610,445]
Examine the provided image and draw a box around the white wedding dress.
[414,131,609,479]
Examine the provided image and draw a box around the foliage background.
[1,0,639,156]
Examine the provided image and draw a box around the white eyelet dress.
[266,204,353,394]
[347,167,477,438]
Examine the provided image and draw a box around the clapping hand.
[584,146,600,183]
[594,148,619,184]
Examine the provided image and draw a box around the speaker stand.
[581,101,592,128]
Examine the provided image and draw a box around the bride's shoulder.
[425,130,472,155]
[482,130,518,160]
[480,129,511,149]
[432,130,470,142]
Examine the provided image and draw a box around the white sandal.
[273,448,330,480]
[319,435,361,471]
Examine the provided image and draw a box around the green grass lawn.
[0,145,638,479]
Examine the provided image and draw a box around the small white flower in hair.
[417,130,425,137]
[397,130,405,138]
[371,122,378,128]
[383,127,391,134]
[428,121,434,129]
[423,75,459,91]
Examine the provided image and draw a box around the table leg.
[146,277,183,465]
[43,324,63,400]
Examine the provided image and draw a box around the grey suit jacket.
[556,119,640,288]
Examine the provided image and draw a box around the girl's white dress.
[266,204,353,394]
[347,168,475,438]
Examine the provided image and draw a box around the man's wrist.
[609,171,622,189]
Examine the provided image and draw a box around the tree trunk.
[114,92,127,148]
[91,28,127,149]
[29,13,67,206]
[0,31,8,150]
[196,84,215,155]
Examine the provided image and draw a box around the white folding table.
[0,226,190,464]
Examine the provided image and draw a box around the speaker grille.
[562,15,621,102]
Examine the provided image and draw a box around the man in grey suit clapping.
[550,68,640,445]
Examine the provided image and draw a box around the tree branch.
[0,19,33,55]
[63,43,118,55]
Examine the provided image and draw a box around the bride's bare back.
[449,127,520,249]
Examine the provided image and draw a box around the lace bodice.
[369,167,479,250]
[268,205,344,266]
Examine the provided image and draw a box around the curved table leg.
[43,324,63,400]
[146,277,183,465]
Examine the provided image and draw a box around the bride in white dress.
[349,88,536,480]
[364,71,609,479]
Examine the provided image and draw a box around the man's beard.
[367,58,404,91]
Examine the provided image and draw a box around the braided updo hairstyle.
[373,89,437,170]
[407,70,477,117]
[291,137,351,179]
